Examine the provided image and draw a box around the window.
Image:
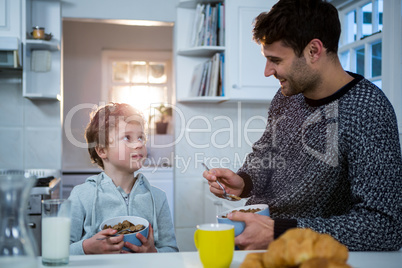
[102,51,172,124]
[339,0,383,87]
[337,0,401,134]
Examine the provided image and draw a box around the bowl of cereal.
[99,216,149,250]
[217,204,269,236]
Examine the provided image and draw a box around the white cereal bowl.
[216,204,269,237]
[99,216,149,250]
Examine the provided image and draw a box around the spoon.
[202,163,241,201]
[96,228,133,240]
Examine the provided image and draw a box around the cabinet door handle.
[28,222,36,229]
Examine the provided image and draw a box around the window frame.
[336,0,402,134]
[101,50,173,106]
[338,0,383,83]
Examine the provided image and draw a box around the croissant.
[240,228,351,268]
[239,253,265,268]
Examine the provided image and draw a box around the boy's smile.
[130,153,144,160]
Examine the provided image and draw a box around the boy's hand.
[83,229,124,254]
[121,224,157,253]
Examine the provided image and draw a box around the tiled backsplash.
[173,101,270,251]
[0,77,61,170]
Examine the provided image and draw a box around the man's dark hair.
[252,0,341,57]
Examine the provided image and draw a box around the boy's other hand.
[83,229,124,254]
[121,224,157,253]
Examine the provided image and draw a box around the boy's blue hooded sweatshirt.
[68,172,178,254]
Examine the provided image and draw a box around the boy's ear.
[95,146,107,159]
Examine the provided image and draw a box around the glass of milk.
[41,199,71,266]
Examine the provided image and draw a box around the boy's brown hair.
[85,102,146,169]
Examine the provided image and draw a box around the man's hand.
[122,224,157,253]
[83,229,124,254]
[228,212,274,250]
[203,168,245,198]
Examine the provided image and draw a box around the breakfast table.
[35,250,402,268]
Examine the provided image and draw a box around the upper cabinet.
[0,0,21,38]
[175,0,279,103]
[225,0,279,101]
[22,0,61,100]
[0,0,22,75]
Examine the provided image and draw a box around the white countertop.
[35,250,402,268]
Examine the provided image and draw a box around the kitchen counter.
[35,250,402,268]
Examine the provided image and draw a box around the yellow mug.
[194,223,235,268]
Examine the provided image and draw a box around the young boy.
[68,103,178,254]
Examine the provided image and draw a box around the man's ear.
[305,38,323,63]
[95,146,107,159]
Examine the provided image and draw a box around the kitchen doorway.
[62,18,174,173]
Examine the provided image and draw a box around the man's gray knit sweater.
[237,73,402,251]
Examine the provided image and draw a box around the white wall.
[382,0,402,136]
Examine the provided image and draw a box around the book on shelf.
[191,3,206,47]
[219,3,225,46]
[190,4,205,47]
[218,53,224,96]
[189,61,206,97]
[208,53,220,97]
[190,2,224,47]
[189,52,224,98]
[203,59,212,96]
[203,3,211,46]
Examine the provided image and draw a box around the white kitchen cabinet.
[0,0,21,38]
[225,0,279,101]
[21,0,61,100]
[175,0,279,103]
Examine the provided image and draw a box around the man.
[203,0,402,251]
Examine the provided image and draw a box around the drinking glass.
[41,199,71,266]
